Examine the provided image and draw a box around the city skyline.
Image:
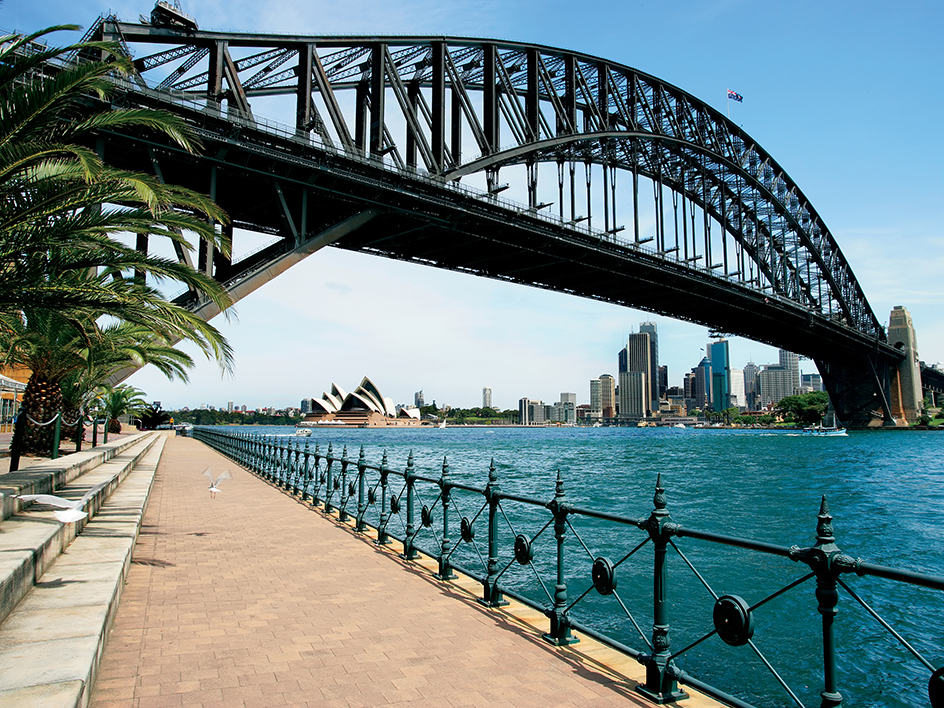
[9,1,942,410]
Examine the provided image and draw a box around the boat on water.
[803,424,847,437]
[294,428,312,437]
[673,423,686,429]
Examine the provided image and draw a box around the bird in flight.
[204,469,231,498]
[15,479,110,523]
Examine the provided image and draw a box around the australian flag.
[727,89,743,103]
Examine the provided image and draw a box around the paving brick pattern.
[89,436,687,708]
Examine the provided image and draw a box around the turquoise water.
[214,425,943,707]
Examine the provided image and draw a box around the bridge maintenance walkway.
[7,434,723,708]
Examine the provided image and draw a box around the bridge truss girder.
[92,19,902,425]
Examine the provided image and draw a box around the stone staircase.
[0,431,167,707]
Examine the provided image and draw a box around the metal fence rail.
[193,426,944,708]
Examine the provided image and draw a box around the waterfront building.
[589,378,603,420]
[801,373,823,392]
[639,321,660,403]
[483,387,492,409]
[618,370,647,419]
[694,356,711,411]
[600,374,616,419]
[559,393,577,424]
[300,377,423,426]
[619,332,653,416]
[758,365,795,408]
[743,362,760,410]
[779,349,801,397]
[709,340,730,411]
[657,365,668,400]
[729,369,746,410]
[519,397,545,425]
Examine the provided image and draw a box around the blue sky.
[6,1,942,411]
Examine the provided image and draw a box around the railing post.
[377,451,391,546]
[103,417,109,443]
[338,445,349,522]
[9,410,25,472]
[437,456,456,580]
[311,444,322,507]
[50,412,61,459]
[355,446,367,532]
[300,442,311,501]
[324,442,334,514]
[402,451,418,560]
[479,459,507,607]
[91,417,98,447]
[74,411,83,452]
[637,474,687,704]
[812,497,844,707]
[543,470,577,645]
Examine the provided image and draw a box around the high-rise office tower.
[695,356,711,410]
[600,374,616,418]
[779,349,800,397]
[709,339,730,411]
[618,371,647,418]
[589,378,603,419]
[743,362,760,410]
[619,332,653,416]
[560,393,577,424]
[639,321,660,404]
[483,387,492,409]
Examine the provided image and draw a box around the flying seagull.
[15,479,110,523]
[204,469,231,498]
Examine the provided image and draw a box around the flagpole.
[726,90,730,119]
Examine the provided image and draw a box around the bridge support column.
[887,306,923,425]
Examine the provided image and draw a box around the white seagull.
[15,479,110,523]
[204,469,231,498]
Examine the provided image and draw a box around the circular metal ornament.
[592,556,617,595]
[368,488,377,504]
[930,666,944,708]
[421,505,433,528]
[460,517,475,543]
[713,594,755,646]
[348,481,356,497]
[390,495,400,514]
[514,534,533,565]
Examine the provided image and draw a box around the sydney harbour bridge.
[67,3,936,426]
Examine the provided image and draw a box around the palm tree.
[93,384,149,434]
[0,25,239,451]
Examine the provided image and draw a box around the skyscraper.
[709,340,730,411]
[743,362,760,410]
[600,374,616,418]
[560,393,577,424]
[618,371,647,418]
[619,332,653,416]
[779,349,800,398]
[414,390,425,407]
[639,321,660,403]
[589,378,603,420]
[483,387,492,409]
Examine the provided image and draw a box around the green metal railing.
[7,410,106,471]
[193,427,944,708]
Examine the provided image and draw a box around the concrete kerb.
[0,433,165,708]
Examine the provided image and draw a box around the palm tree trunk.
[20,375,63,456]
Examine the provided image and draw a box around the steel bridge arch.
[86,16,907,425]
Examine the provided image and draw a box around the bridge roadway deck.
[88,435,723,708]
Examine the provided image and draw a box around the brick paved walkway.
[89,436,714,708]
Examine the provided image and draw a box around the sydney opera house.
[298,377,424,427]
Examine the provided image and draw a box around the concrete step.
[0,433,156,523]
[0,433,160,626]
[0,432,166,707]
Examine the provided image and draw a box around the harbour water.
[216,425,942,707]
